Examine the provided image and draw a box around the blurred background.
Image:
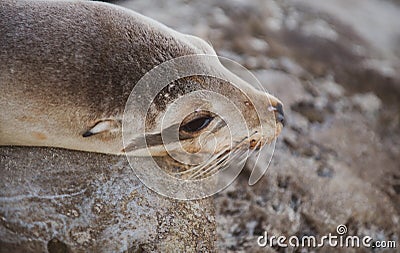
[115,0,400,251]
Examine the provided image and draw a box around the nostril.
[275,102,285,126]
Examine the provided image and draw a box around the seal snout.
[275,102,285,126]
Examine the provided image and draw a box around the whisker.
[199,138,263,179]
[191,146,248,179]
[188,136,252,179]
[198,148,247,179]
[172,148,228,176]
[171,132,260,179]
[188,148,232,179]
[184,138,247,179]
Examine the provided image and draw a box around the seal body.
[0,0,283,156]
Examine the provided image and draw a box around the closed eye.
[180,116,213,133]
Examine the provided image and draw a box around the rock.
[278,57,306,76]
[0,147,215,252]
[318,79,345,99]
[254,70,311,107]
[291,101,326,123]
[317,165,334,178]
[248,38,270,53]
[351,92,382,116]
[287,112,310,133]
[300,19,339,41]
[211,7,230,26]
[282,129,299,150]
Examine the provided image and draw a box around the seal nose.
[275,102,285,126]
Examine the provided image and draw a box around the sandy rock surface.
[0,147,215,252]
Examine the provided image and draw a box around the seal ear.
[82,119,120,137]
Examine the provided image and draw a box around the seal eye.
[180,116,213,133]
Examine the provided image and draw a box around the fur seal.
[0,0,284,159]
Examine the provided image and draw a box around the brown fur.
[0,0,283,155]
[0,0,214,152]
